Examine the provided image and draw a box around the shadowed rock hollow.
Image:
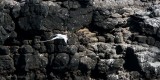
[0,0,160,80]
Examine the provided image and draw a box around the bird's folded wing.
[38,37,57,43]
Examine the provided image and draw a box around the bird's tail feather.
[38,37,57,43]
[38,39,53,43]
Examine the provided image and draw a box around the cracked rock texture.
[0,0,160,80]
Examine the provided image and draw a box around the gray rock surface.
[0,0,160,80]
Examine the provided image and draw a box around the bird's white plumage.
[39,34,68,44]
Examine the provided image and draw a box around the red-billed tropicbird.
[39,34,68,44]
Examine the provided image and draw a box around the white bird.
[39,34,68,44]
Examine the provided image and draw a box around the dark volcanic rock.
[18,2,48,31]
[142,18,160,35]
[78,45,86,52]
[97,59,109,74]
[46,44,54,53]
[52,53,70,70]
[19,45,34,54]
[116,44,125,54]
[67,33,79,45]
[67,45,78,55]
[18,0,93,32]
[125,45,160,79]
[62,1,81,9]
[68,54,80,71]
[97,36,105,42]
[0,55,15,74]
[0,46,10,55]
[135,35,147,43]
[79,56,97,72]
[26,54,48,70]
[66,6,93,31]
[0,0,160,80]
[112,59,124,70]
[10,46,19,54]
[130,71,141,80]
[93,8,118,31]
[0,76,6,80]
[54,45,68,53]
[154,41,160,48]
[41,6,67,31]
[0,12,15,44]
[39,45,47,53]
[26,0,42,4]
[146,37,155,45]
[129,6,160,38]
[17,53,48,71]
[104,33,115,42]
[114,32,124,43]
[157,28,160,38]
[11,2,21,18]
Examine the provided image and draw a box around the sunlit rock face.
[0,0,160,80]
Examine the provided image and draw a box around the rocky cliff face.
[0,0,160,80]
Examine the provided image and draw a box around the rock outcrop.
[0,0,160,80]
